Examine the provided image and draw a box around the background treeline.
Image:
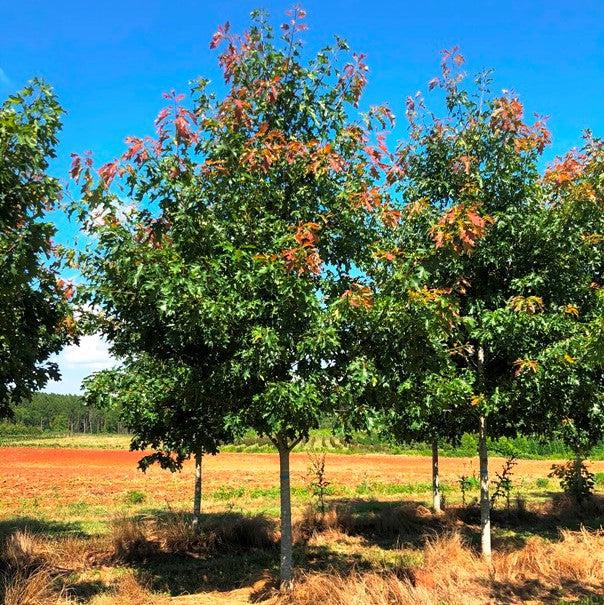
[0,393,127,434]
[2,393,602,460]
[226,429,604,460]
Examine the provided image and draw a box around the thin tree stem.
[278,442,294,589]
[432,439,442,514]
[192,450,203,533]
[479,414,491,559]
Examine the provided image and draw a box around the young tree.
[380,50,600,557]
[383,372,473,514]
[510,134,604,487]
[84,356,235,528]
[71,9,383,586]
[201,10,392,586]
[0,79,74,417]
[334,253,468,515]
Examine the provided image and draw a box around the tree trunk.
[192,450,203,532]
[573,450,583,502]
[479,414,492,559]
[278,443,294,589]
[432,439,442,514]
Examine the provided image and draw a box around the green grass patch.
[123,490,146,505]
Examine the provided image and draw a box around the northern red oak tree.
[71,8,390,586]
[370,51,603,556]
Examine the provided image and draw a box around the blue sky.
[2,0,603,393]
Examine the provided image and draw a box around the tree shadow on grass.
[63,579,108,602]
[321,494,604,553]
[294,498,604,605]
[0,516,87,540]
[321,498,465,549]
[118,510,278,595]
[121,509,411,596]
[131,548,276,595]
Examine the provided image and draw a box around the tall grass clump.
[278,528,604,605]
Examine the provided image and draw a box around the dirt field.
[1,447,603,604]
[2,447,603,520]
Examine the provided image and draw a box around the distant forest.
[2,393,127,434]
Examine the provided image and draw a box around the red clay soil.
[1,447,603,513]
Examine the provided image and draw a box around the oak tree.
[382,51,592,556]
[71,9,383,586]
[0,80,74,417]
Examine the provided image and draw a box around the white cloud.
[44,335,114,394]
[62,335,112,369]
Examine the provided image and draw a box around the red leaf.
[210,21,230,49]
[155,107,171,127]
[122,136,144,162]
[98,160,119,186]
[69,153,81,180]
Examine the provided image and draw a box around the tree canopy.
[0,79,74,417]
[62,11,604,576]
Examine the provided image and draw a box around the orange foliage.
[341,283,374,309]
[491,96,551,154]
[350,187,382,212]
[408,286,452,306]
[513,357,540,376]
[281,222,323,275]
[509,295,544,314]
[430,203,494,254]
[241,129,344,176]
[544,151,586,186]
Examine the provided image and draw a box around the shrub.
[123,490,146,505]
[549,459,596,504]
[307,453,330,515]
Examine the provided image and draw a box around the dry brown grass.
[156,512,277,553]
[278,528,604,605]
[107,512,277,562]
[276,572,440,605]
[1,508,601,604]
[88,571,169,605]
[3,529,110,572]
[293,505,342,542]
[294,502,455,545]
[3,530,46,572]
[0,531,77,605]
[111,517,159,561]
[2,568,70,605]
[495,527,604,590]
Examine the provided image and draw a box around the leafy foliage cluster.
[0,80,74,416]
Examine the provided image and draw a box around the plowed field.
[2,447,602,516]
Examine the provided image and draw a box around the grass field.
[1,443,604,603]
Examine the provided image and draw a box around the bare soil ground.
[4,447,602,511]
